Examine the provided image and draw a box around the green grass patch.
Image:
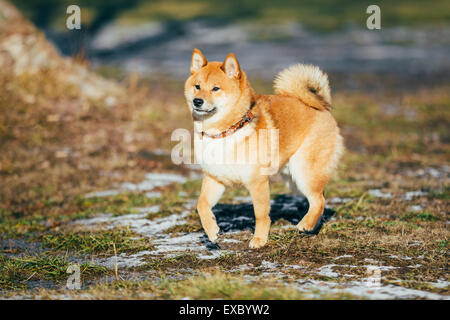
[401,211,440,222]
[0,255,109,290]
[0,209,48,239]
[38,229,154,255]
[73,193,161,217]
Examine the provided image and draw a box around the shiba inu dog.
[184,48,343,248]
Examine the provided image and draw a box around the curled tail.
[273,64,331,111]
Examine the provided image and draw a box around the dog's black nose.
[193,98,204,108]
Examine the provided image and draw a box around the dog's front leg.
[247,178,271,248]
[197,175,225,243]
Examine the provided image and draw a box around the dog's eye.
[212,86,220,92]
[195,84,200,90]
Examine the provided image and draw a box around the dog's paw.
[296,220,318,235]
[205,224,220,243]
[249,236,267,249]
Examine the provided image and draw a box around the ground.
[0,0,448,299]
[0,65,448,299]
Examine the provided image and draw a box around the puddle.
[213,195,335,234]
[0,239,47,258]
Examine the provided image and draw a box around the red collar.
[201,103,256,139]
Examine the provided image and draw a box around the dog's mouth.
[192,106,217,121]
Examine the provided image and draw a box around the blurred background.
[0,0,449,298]
[11,0,450,80]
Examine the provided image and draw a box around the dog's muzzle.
[192,105,217,121]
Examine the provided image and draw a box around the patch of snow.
[368,189,392,199]
[145,192,162,198]
[295,279,449,300]
[429,279,450,289]
[404,166,449,179]
[333,255,353,260]
[407,240,422,246]
[364,258,379,264]
[97,250,154,269]
[232,196,252,203]
[183,199,197,209]
[402,256,413,261]
[84,190,120,198]
[260,260,281,269]
[135,206,161,214]
[75,209,237,262]
[75,213,114,227]
[197,250,229,260]
[408,205,423,212]
[329,197,352,204]
[286,264,306,270]
[317,264,341,278]
[389,255,412,261]
[230,264,253,272]
[75,207,180,236]
[221,238,241,243]
[404,190,428,201]
[120,173,187,192]
[83,172,187,199]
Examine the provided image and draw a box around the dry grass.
[6,272,358,299]
[0,4,448,297]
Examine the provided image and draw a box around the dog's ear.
[191,48,207,74]
[221,53,241,79]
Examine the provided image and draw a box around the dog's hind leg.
[288,127,343,233]
[197,175,225,243]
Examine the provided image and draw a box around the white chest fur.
[194,124,257,185]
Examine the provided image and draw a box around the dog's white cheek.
[184,91,194,103]
[214,95,233,113]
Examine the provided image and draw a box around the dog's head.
[184,49,251,124]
